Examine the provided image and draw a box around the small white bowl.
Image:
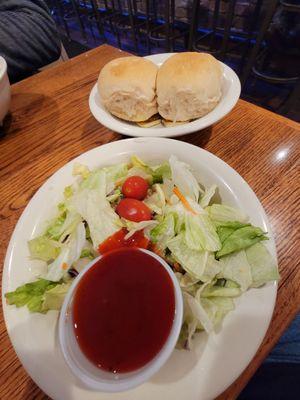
[58,248,183,392]
[0,56,11,125]
[89,52,241,138]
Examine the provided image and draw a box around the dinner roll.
[157,52,222,122]
[98,56,158,122]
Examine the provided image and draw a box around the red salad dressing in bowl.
[72,248,175,373]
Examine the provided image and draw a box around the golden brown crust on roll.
[157,52,222,122]
[98,57,158,122]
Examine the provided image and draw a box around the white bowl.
[3,138,277,400]
[0,56,11,125]
[89,53,241,137]
[59,248,183,392]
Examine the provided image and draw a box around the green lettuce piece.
[130,156,154,182]
[79,169,106,191]
[46,212,66,240]
[219,250,253,291]
[80,248,95,259]
[42,282,72,311]
[77,163,127,195]
[150,213,176,248]
[131,155,149,169]
[64,185,74,199]
[246,243,279,287]
[28,236,61,262]
[177,272,199,290]
[152,162,171,183]
[144,184,165,215]
[167,234,208,279]
[5,279,58,313]
[73,163,90,179]
[201,297,235,328]
[123,220,158,239]
[104,163,128,183]
[200,254,222,282]
[131,155,171,184]
[225,279,240,288]
[185,213,221,252]
[216,226,268,258]
[217,226,236,243]
[206,204,248,224]
[216,221,250,243]
[46,222,86,282]
[167,234,220,282]
[106,189,121,203]
[183,291,214,335]
[199,185,217,208]
[68,173,120,249]
[201,284,241,298]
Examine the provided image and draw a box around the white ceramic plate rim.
[89,53,241,137]
[2,138,277,400]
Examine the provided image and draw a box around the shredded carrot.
[173,186,197,215]
[115,178,124,187]
[62,262,68,270]
[149,242,163,258]
[173,262,182,272]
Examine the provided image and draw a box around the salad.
[5,155,279,349]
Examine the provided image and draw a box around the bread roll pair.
[98,52,222,123]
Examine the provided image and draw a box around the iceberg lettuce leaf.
[216,226,268,258]
[246,243,279,287]
[219,250,253,291]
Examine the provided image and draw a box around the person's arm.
[0,0,61,83]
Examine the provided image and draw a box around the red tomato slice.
[98,228,150,254]
[121,176,149,200]
[116,198,152,222]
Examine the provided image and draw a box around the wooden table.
[0,44,299,400]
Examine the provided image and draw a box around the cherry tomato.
[121,176,149,200]
[116,198,152,222]
[98,228,150,254]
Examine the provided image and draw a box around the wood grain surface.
[0,44,299,400]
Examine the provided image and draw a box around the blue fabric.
[239,314,300,399]
[265,314,300,364]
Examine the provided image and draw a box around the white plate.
[89,53,241,137]
[2,138,277,400]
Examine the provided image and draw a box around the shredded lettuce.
[130,155,171,184]
[5,279,59,313]
[123,220,158,240]
[28,236,61,262]
[206,204,249,224]
[150,213,176,249]
[46,222,86,282]
[219,250,253,291]
[151,162,171,183]
[144,184,166,214]
[216,221,250,243]
[73,163,90,179]
[167,234,212,280]
[46,212,66,240]
[68,171,120,249]
[246,243,279,287]
[201,284,241,298]
[169,155,202,202]
[42,282,72,311]
[185,213,221,252]
[216,225,268,258]
[199,185,217,208]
